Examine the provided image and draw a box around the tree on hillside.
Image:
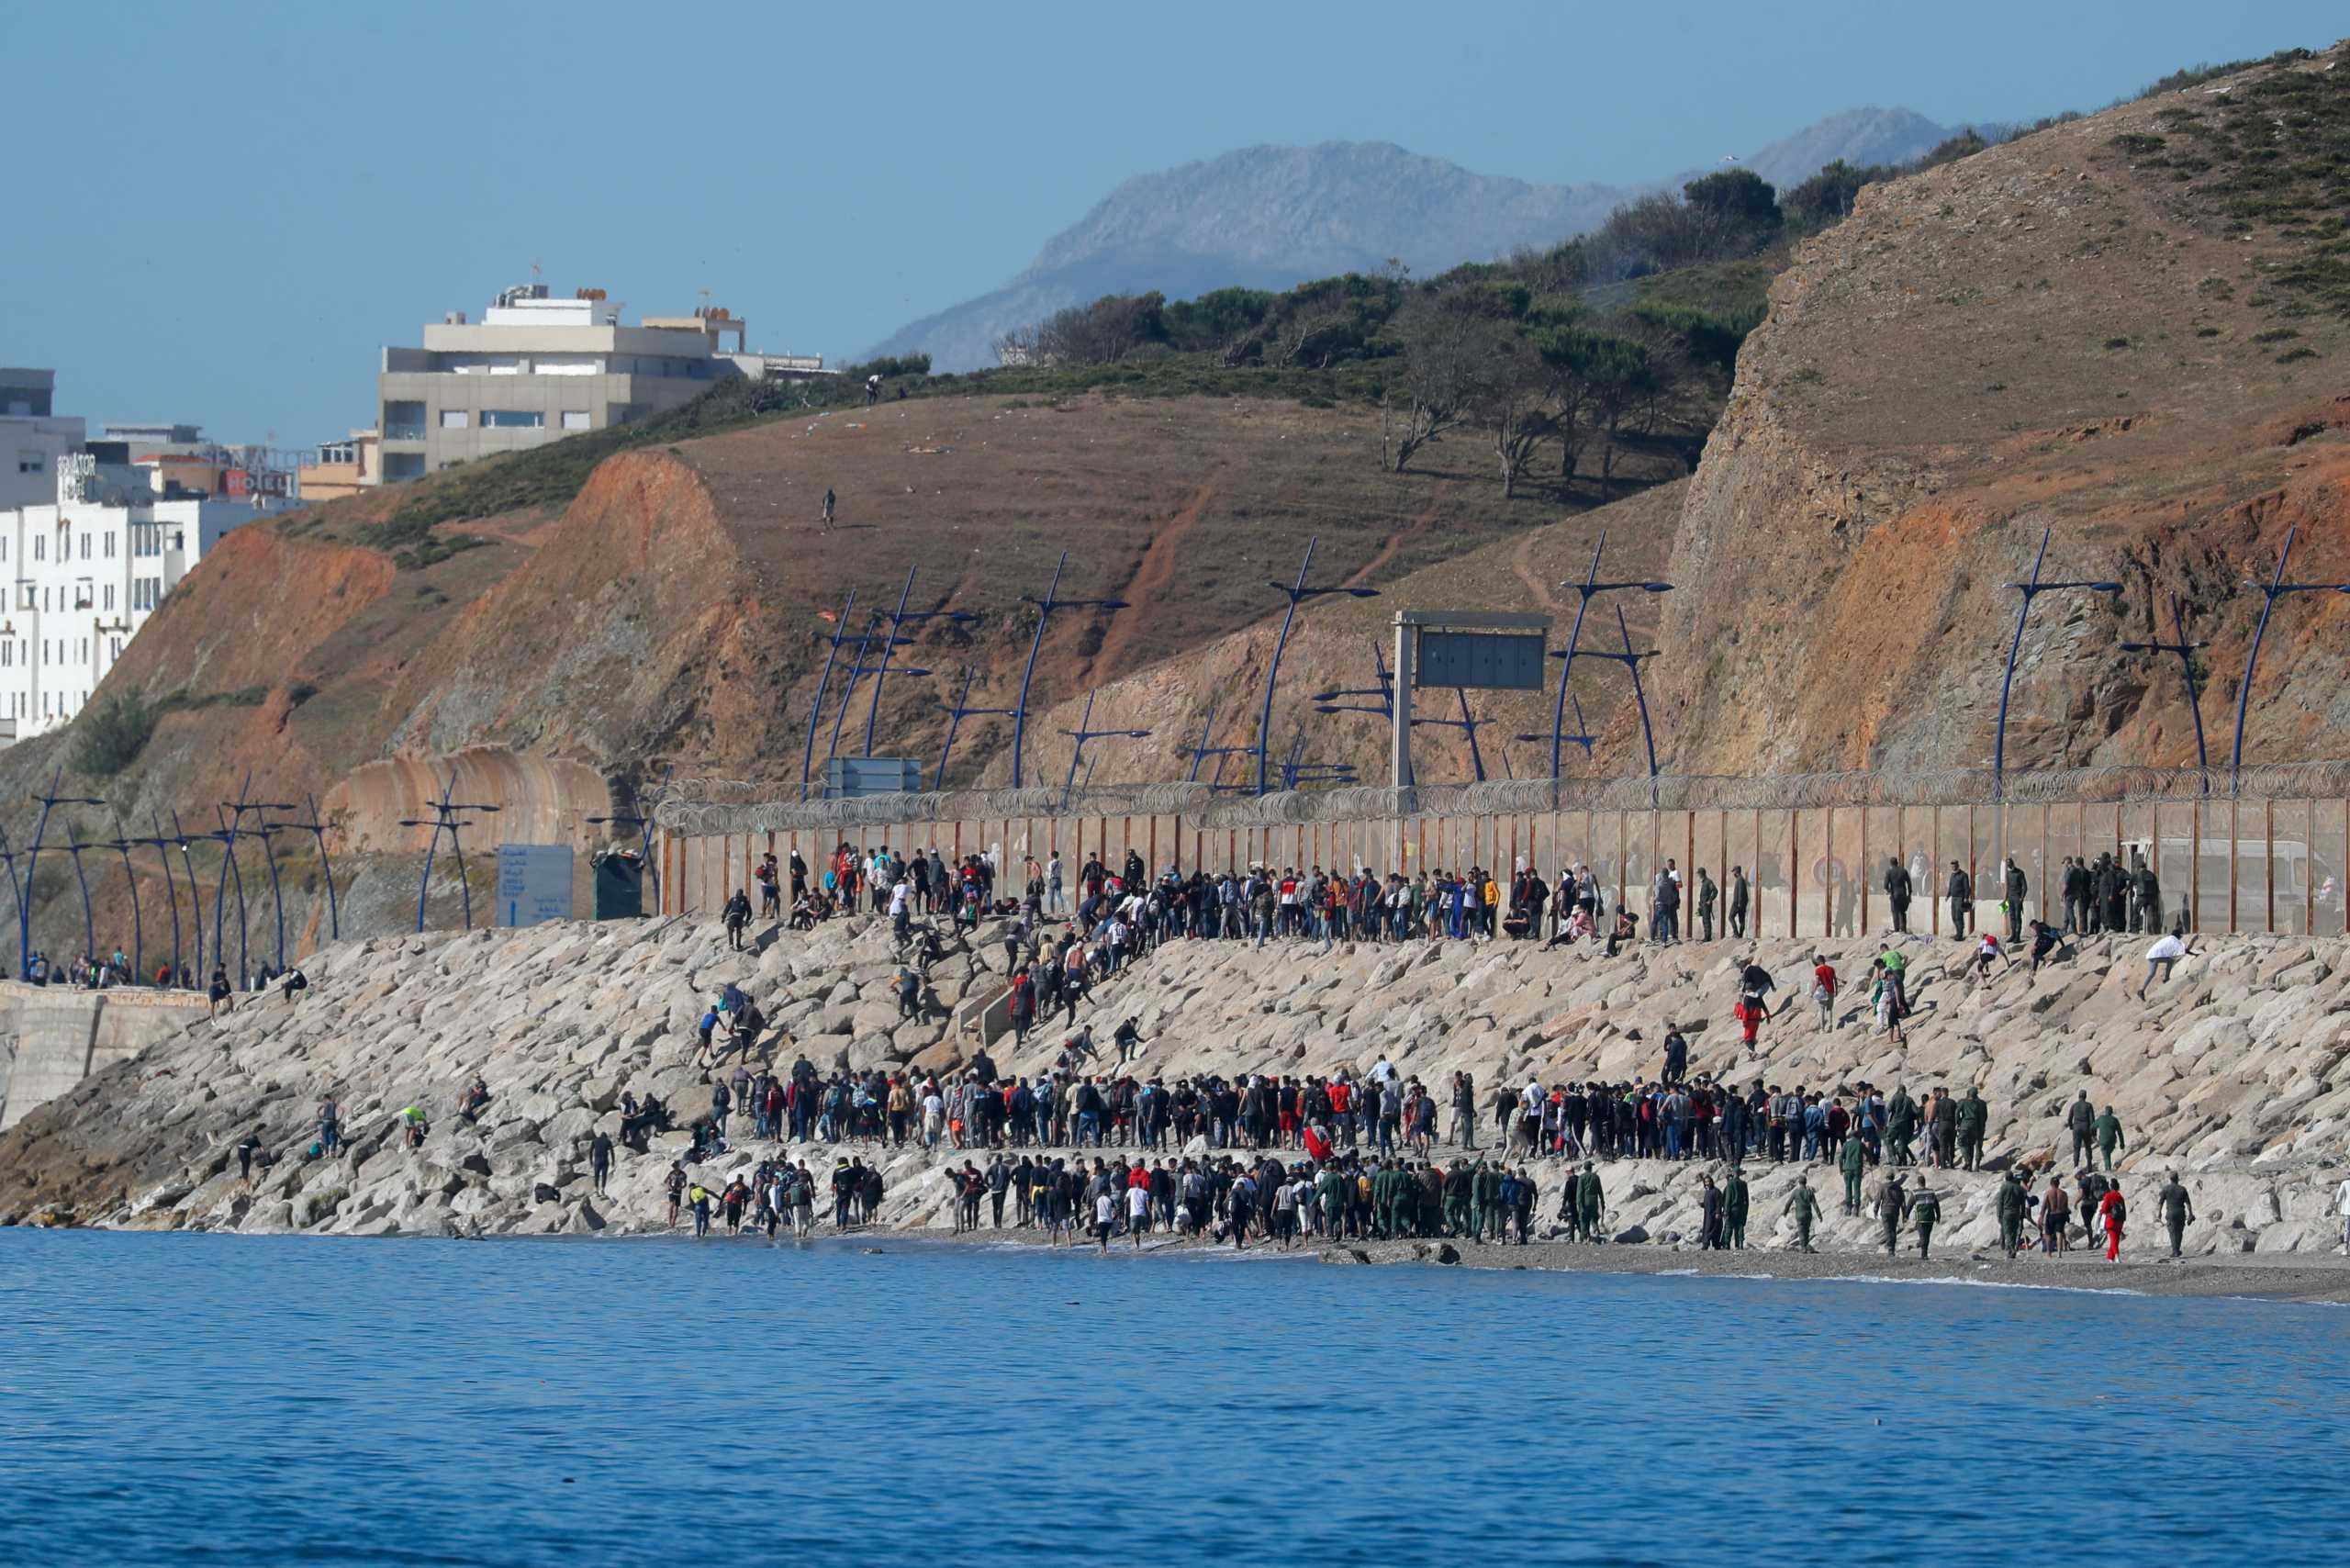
[1383,286,1488,473]
[1683,169,1783,253]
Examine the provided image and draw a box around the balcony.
[382,424,427,442]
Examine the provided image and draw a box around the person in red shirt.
[1735,998,1762,1050]
[2099,1183,2127,1260]
[1810,956,1839,1030]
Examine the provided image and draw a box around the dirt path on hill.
[1090,485,1212,678]
[1511,530,1565,615]
[1342,506,1438,590]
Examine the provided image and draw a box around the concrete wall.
[0,982,209,1131]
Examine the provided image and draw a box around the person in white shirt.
[1125,1181,1150,1246]
[1094,1190,1118,1250]
[2335,1173,2350,1255]
[2138,932,2195,1001]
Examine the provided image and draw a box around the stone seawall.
[0,983,212,1131]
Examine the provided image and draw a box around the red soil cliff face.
[1651,53,2350,778]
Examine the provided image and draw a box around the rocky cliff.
[1653,46,2350,775]
[5,910,2344,1259]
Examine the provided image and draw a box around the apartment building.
[0,453,261,743]
[377,285,771,480]
[1,369,87,512]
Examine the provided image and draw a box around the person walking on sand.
[1906,1177,1942,1260]
[1996,1169,2029,1259]
[2042,1174,2071,1254]
[822,487,835,525]
[1875,1171,1908,1256]
[2157,1172,2195,1259]
[2098,1180,2127,1260]
[1782,1173,1824,1253]
[2094,1105,2126,1172]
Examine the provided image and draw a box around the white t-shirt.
[1126,1185,1149,1219]
[889,882,910,916]
[1095,1193,1117,1226]
[2148,935,2188,961]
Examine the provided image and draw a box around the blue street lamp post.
[2227,524,2350,790]
[19,772,105,979]
[398,774,502,932]
[936,666,1021,787]
[104,821,142,981]
[257,796,341,944]
[1012,554,1129,789]
[1548,531,1672,778]
[1992,526,2124,793]
[0,828,27,980]
[861,566,976,757]
[799,590,860,793]
[1058,691,1150,809]
[129,815,184,983]
[2119,595,2210,776]
[1257,536,1379,794]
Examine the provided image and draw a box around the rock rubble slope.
[3,913,2346,1257]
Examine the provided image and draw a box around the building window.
[80,532,90,559]
[561,410,590,431]
[103,585,115,610]
[73,579,93,610]
[103,533,116,558]
[17,452,42,475]
[32,536,42,562]
[440,409,471,429]
[479,410,543,429]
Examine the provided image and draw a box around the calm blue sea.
[1,1229,2342,1565]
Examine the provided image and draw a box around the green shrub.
[73,692,155,776]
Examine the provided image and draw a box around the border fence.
[644,762,2350,939]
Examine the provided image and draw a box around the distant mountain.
[871,111,1950,373]
[1737,106,1949,190]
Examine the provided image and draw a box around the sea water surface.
[2,1228,2343,1565]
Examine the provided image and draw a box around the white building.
[0,453,261,744]
[2,369,87,512]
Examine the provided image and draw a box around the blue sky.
[3,0,2336,446]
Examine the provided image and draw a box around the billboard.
[823,756,922,799]
[1416,630,1547,691]
[496,844,575,928]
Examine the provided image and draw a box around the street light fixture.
[935,666,1020,788]
[1547,531,1672,778]
[1257,535,1379,794]
[1992,526,2124,793]
[259,794,342,943]
[2228,523,2350,789]
[20,770,106,979]
[862,565,979,756]
[799,589,860,793]
[1012,552,1129,789]
[1058,690,1149,808]
[2119,594,2211,777]
[397,771,501,932]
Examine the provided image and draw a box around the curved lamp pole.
[1184,697,1254,790]
[1011,553,1129,789]
[798,590,859,793]
[935,666,1019,788]
[130,815,183,984]
[861,566,976,758]
[2119,594,2210,777]
[0,830,25,980]
[20,772,104,978]
[60,823,99,966]
[259,795,341,944]
[104,823,142,981]
[1992,526,2123,792]
[1058,691,1150,810]
[206,812,252,987]
[398,772,500,932]
[2228,524,2350,790]
[171,811,203,980]
[1257,536,1380,794]
[1548,531,1672,778]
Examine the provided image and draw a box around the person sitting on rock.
[279,967,309,1003]
[456,1077,490,1126]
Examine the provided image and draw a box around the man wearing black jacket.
[1884,857,1913,935]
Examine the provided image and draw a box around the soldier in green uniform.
[1837,1130,1869,1215]
[2158,1170,2195,1258]
[1396,1162,1424,1238]
[1875,1172,1908,1254]
[1782,1173,1824,1252]
[1472,1159,1500,1243]
[2094,1106,2125,1172]
[1318,1166,1347,1239]
[1443,1159,1472,1238]
[1995,1168,2029,1258]
[1724,1166,1751,1249]
[1575,1161,1606,1243]
[1886,1087,1919,1167]
[1955,1088,1988,1171]
[1906,1177,1942,1259]
[2066,1091,2096,1168]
